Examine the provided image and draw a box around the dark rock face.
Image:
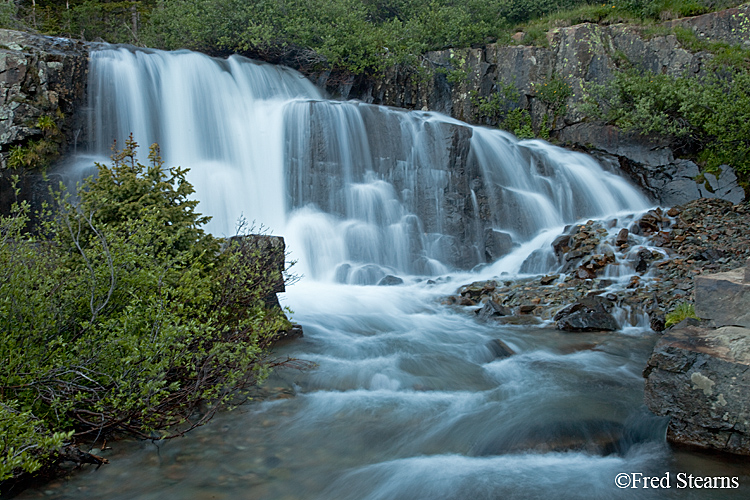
[285,100,480,269]
[644,325,750,455]
[0,29,91,216]
[318,7,750,205]
[554,295,619,332]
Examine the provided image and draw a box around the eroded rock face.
[695,267,750,328]
[0,30,90,161]
[0,29,91,216]
[644,325,750,455]
[318,6,750,204]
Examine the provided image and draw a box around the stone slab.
[644,325,750,455]
[695,267,750,328]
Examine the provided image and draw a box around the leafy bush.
[7,115,64,171]
[8,0,748,75]
[0,137,291,481]
[583,65,750,180]
[665,302,698,327]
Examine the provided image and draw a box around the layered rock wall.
[321,5,750,205]
[644,261,750,455]
[0,29,90,214]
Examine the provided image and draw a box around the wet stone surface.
[447,199,750,332]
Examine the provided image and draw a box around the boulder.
[485,339,515,359]
[554,295,619,332]
[644,325,750,455]
[484,228,514,261]
[475,298,512,321]
[694,264,750,328]
[378,275,404,286]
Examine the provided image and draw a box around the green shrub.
[6,115,64,171]
[665,302,698,327]
[1,137,291,481]
[583,66,750,180]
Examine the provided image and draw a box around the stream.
[17,46,750,499]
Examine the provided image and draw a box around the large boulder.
[694,264,750,328]
[644,325,750,455]
[554,294,619,332]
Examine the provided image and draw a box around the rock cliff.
[0,29,90,214]
[644,260,750,455]
[322,5,750,205]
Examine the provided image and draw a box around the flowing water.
[20,48,750,499]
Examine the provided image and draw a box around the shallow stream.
[18,280,750,500]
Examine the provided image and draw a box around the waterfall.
[42,47,748,500]
[81,47,650,283]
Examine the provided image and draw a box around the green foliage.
[533,75,573,133]
[471,76,571,139]
[0,402,73,481]
[470,82,537,137]
[0,0,17,29]
[17,0,148,44]
[7,115,64,171]
[583,65,750,179]
[1,137,291,481]
[5,0,747,75]
[665,302,698,327]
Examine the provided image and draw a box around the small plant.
[665,302,698,328]
[6,115,63,171]
[533,75,573,132]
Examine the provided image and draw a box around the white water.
[80,47,649,283]
[32,48,750,500]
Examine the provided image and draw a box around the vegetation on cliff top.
[1,0,745,73]
[1,138,292,485]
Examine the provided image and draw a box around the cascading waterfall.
[80,47,650,284]
[36,47,750,500]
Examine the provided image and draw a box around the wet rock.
[615,228,629,247]
[519,305,537,314]
[540,274,558,285]
[649,313,666,332]
[485,339,515,359]
[459,280,497,300]
[476,419,624,456]
[554,296,619,332]
[644,325,750,455]
[378,275,404,286]
[484,229,514,261]
[475,299,512,320]
[552,234,571,256]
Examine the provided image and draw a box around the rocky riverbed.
[444,198,750,332]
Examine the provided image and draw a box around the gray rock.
[475,298,512,320]
[695,267,750,328]
[703,165,745,204]
[644,325,750,455]
[377,275,404,286]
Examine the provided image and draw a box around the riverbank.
[445,198,750,332]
